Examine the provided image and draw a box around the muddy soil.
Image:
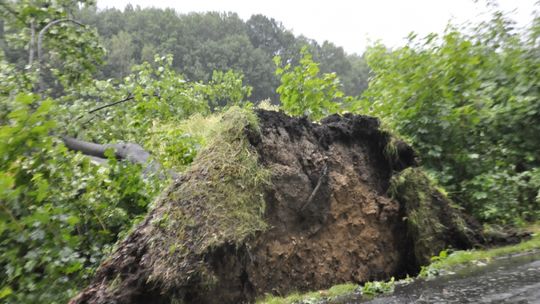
[71,110,479,304]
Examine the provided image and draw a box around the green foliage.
[257,283,358,304]
[69,8,369,102]
[1,2,255,302]
[0,54,252,302]
[205,70,253,109]
[360,11,540,224]
[361,277,395,297]
[0,31,253,304]
[144,124,201,171]
[274,47,344,120]
[0,93,161,303]
[57,54,253,174]
[1,0,105,93]
[419,230,540,278]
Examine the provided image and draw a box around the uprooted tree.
[70,107,482,303]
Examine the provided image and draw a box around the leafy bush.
[359,11,540,224]
[0,52,254,301]
[1,3,254,300]
[0,93,162,303]
[274,46,343,120]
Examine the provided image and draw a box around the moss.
[388,168,471,265]
[141,106,271,290]
[383,135,400,162]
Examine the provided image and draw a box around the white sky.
[97,0,538,55]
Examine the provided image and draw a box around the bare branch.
[28,19,35,67]
[77,92,159,119]
[38,18,86,64]
[88,95,135,114]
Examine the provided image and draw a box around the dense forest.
[2,4,370,102]
[0,0,539,303]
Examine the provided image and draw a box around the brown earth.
[70,110,480,304]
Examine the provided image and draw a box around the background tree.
[68,6,370,102]
[105,30,134,78]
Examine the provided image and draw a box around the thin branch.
[81,92,159,117]
[300,164,328,211]
[88,95,135,114]
[37,18,86,62]
[79,113,99,127]
[28,19,35,67]
[71,92,160,126]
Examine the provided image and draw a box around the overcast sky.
[97,0,538,55]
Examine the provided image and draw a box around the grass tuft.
[141,106,271,290]
[257,283,358,304]
[383,136,399,162]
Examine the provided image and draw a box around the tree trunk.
[62,136,176,179]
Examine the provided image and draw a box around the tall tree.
[105,30,134,78]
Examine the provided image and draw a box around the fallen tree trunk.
[62,136,176,178]
[70,108,482,304]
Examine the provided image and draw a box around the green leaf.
[0,286,13,299]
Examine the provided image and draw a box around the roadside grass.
[419,225,540,278]
[257,283,358,304]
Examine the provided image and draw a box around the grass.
[419,225,540,277]
[257,283,358,304]
[383,135,399,162]
[257,278,403,304]
[361,277,396,297]
[256,99,280,112]
[181,107,271,248]
[144,112,223,171]
[140,106,272,290]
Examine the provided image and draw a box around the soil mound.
[71,109,480,304]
